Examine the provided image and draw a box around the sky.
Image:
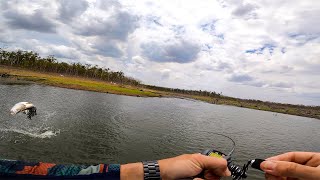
[0,0,319,105]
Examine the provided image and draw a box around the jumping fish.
[10,102,37,119]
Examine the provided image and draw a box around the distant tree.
[0,49,141,86]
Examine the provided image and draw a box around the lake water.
[0,83,319,179]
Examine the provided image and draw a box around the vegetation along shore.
[1,49,319,119]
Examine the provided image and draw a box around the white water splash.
[1,110,60,139]
[0,128,60,139]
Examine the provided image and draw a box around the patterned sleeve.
[0,159,120,179]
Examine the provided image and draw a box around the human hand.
[158,153,231,180]
[261,152,320,180]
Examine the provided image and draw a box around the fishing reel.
[201,148,265,180]
[181,133,265,180]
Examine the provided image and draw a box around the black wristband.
[142,160,161,180]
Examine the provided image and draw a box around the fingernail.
[263,161,277,171]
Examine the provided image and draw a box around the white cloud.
[0,0,319,105]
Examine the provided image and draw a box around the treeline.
[144,84,319,113]
[0,48,224,97]
[0,49,140,85]
[1,49,319,112]
[144,84,222,97]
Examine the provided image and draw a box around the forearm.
[120,162,144,180]
[0,159,121,178]
[0,154,229,180]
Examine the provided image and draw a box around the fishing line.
[198,132,265,180]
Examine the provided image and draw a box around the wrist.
[120,162,144,180]
[142,160,161,180]
[158,158,171,180]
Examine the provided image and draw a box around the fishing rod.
[186,133,265,180]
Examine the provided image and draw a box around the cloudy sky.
[0,0,319,105]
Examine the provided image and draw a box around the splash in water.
[2,110,60,139]
[0,128,60,139]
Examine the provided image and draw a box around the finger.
[267,152,316,164]
[196,154,231,176]
[268,152,320,167]
[261,160,320,179]
[305,154,320,167]
[193,178,204,180]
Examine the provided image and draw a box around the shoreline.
[1,66,319,120]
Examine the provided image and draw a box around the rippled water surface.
[1,83,319,179]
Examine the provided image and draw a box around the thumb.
[198,155,231,177]
[261,160,320,180]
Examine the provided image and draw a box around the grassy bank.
[1,66,319,120]
[0,66,158,97]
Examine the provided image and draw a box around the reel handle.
[251,159,265,171]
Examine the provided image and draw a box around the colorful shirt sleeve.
[0,159,120,179]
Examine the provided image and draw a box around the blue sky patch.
[200,20,216,33]
[288,33,318,45]
[216,34,224,40]
[245,44,276,55]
